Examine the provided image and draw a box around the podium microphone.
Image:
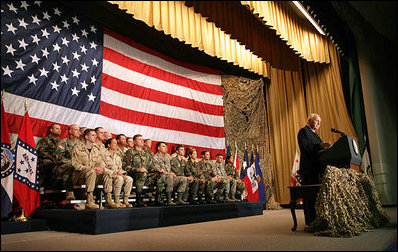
[331,128,346,136]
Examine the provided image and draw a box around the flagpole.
[1,89,4,102]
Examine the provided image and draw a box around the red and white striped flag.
[2,2,225,158]
[234,147,239,173]
[291,149,301,186]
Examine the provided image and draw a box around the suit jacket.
[297,125,324,184]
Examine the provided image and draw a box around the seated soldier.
[170,145,191,205]
[225,154,245,202]
[37,123,62,188]
[123,134,164,207]
[115,134,128,159]
[126,137,134,149]
[79,127,87,143]
[185,147,204,204]
[103,138,133,208]
[151,142,176,206]
[198,150,226,203]
[104,132,113,141]
[71,129,117,209]
[54,124,82,200]
[186,147,206,204]
[214,154,235,203]
[144,139,155,157]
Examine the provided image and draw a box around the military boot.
[114,195,126,208]
[85,192,99,209]
[189,195,199,205]
[176,192,189,205]
[65,191,75,201]
[198,193,206,204]
[104,193,118,208]
[232,195,241,202]
[123,195,133,208]
[224,193,235,203]
[155,193,165,206]
[166,192,176,206]
[215,190,225,203]
[136,193,147,207]
[206,194,215,204]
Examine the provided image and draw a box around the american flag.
[1,1,225,157]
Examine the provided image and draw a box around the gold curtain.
[302,42,358,144]
[108,1,270,78]
[185,1,300,71]
[241,1,330,64]
[266,67,307,205]
[266,42,358,204]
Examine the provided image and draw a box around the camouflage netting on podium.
[306,165,390,237]
[221,75,281,210]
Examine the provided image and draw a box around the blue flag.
[240,149,249,180]
[225,146,231,165]
[250,151,254,167]
[255,151,266,202]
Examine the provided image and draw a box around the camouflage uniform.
[115,146,128,160]
[123,147,165,206]
[185,160,207,203]
[71,143,113,194]
[170,156,190,204]
[214,162,236,202]
[198,160,226,203]
[54,138,82,191]
[225,163,245,200]
[144,148,155,158]
[37,135,62,188]
[102,149,133,207]
[151,152,174,193]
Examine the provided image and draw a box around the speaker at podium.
[318,129,362,172]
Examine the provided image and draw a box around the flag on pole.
[13,109,40,217]
[1,1,225,159]
[245,157,259,202]
[225,145,231,165]
[233,146,239,173]
[291,148,301,186]
[1,102,15,218]
[250,150,254,167]
[255,150,266,202]
[240,149,249,180]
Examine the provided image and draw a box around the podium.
[319,135,361,172]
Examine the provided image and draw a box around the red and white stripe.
[4,28,225,157]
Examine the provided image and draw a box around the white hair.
[307,113,320,122]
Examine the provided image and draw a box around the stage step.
[33,202,264,235]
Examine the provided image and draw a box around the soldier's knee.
[126,176,133,184]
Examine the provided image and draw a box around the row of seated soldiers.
[37,124,245,209]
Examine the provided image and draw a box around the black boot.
[206,194,215,204]
[155,193,165,206]
[189,196,199,205]
[176,192,189,205]
[198,194,206,204]
[136,193,147,207]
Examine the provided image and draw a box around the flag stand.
[14,210,28,222]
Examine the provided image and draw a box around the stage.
[19,202,264,235]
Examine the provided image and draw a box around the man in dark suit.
[297,113,331,224]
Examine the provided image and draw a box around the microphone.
[331,128,346,136]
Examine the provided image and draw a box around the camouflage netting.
[306,165,390,237]
[221,75,281,210]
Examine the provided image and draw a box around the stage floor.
[32,202,264,235]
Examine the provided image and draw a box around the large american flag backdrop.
[1,1,225,157]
